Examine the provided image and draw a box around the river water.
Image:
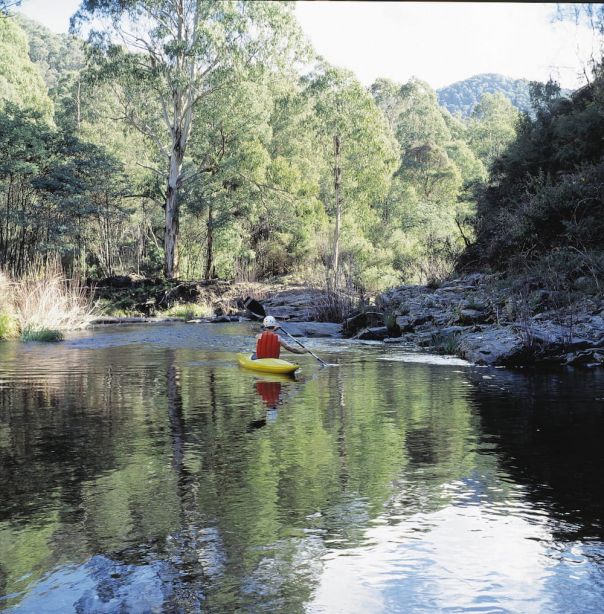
[1,322,603,613]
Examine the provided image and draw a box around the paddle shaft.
[278,326,328,367]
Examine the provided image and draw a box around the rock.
[353,326,390,341]
[439,325,471,335]
[210,315,233,323]
[280,322,343,338]
[344,311,384,335]
[384,334,417,344]
[395,316,414,332]
[457,308,489,325]
[374,274,604,367]
[90,316,149,324]
[412,313,434,326]
[565,348,604,367]
[461,300,488,311]
[458,327,527,366]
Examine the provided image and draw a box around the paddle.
[243,296,336,368]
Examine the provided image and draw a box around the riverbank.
[375,274,604,368]
[90,273,604,367]
[91,275,333,324]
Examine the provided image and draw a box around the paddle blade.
[244,296,266,319]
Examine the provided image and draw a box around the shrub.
[313,290,359,323]
[431,331,461,355]
[0,311,18,340]
[21,327,64,342]
[164,301,213,320]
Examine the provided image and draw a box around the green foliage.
[17,16,85,91]
[20,327,64,342]
[430,331,462,355]
[370,77,487,285]
[163,302,213,320]
[0,103,132,276]
[0,311,18,339]
[71,0,306,277]
[467,93,521,168]
[1,11,540,294]
[0,17,53,121]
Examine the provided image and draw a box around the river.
[1,322,603,613]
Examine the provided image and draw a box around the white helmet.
[262,315,279,329]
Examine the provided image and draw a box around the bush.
[313,290,359,323]
[163,301,213,320]
[0,311,18,340]
[430,331,461,355]
[21,327,64,342]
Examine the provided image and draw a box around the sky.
[17,0,599,90]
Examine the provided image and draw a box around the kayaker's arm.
[279,337,308,354]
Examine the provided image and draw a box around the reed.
[0,266,96,341]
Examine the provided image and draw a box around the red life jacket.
[256,330,281,359]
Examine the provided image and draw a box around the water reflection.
[0,324,603,612]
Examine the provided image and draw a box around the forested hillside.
[437,73,533,117]
[0,1,599,298]
[466,78,604,294]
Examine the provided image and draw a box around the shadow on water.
[0,323,604,612]
[468,367,604,540]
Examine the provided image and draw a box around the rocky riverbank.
[371,274,604,368]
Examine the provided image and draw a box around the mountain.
[437,73,534,117]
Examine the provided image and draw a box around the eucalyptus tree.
[71,0,304,278]
[467,92,520,168]
[183,70,273,280]
[370,77,486,283]
[182,70,327,281]
[305,64,398,289]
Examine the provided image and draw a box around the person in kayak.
[252,316,309,359]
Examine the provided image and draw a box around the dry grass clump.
[0,266,96,341]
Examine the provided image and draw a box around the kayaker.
[252,316,309,359]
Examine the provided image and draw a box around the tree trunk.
[164,147,183,279]
[332,134,342,291]
[204,201,213,281]
[76,78,81,132]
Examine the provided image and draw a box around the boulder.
[565,348,604,367]
[395,316,414,332]
[353,326,390,341]
[458,327,527,366]
[344,311,384,335]
[457,308,489,325]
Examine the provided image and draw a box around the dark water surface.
[1,322,603,613]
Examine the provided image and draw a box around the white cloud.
[295,1,600,89]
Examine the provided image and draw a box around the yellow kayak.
[236,353,299,374]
